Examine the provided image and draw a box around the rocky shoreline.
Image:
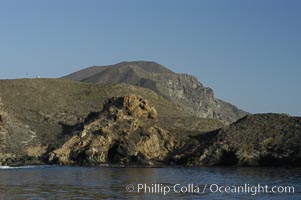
[1,94,300,167]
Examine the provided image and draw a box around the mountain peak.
[114,61,175,74]
[63,61,248,123]
[62,61,174,82]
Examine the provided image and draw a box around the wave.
[0,165,54,170]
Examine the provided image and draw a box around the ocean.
[0,166,300,199]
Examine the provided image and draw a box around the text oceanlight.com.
[126,183,295,196]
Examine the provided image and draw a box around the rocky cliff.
[48,95,180,166]
[63,61,248,123]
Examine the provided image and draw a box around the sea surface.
[0,165,300,199]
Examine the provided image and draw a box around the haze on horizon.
[0,0,300,116]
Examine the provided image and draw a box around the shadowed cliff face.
[63,61,248,123]
[48,95,180,166]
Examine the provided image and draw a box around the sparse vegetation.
[0,78,223,165]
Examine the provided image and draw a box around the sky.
[0,0,300,115]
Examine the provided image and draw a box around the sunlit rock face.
[49,95,178,166]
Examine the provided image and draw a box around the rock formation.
[48,95,179,166]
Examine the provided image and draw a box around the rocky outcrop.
[177,114,301,166]
[63,61,248,123]
[48,95,180,166]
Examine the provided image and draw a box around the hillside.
[63,61,248,123]
[176,113,301,166]
[0,79,300,167]
[0,78,223,165]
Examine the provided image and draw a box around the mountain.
[63,61,248,123]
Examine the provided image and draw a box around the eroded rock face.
[149,73,246,123]
[102,95,157,121]
[48,95,177,166]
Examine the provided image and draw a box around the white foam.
[0,165,52,169]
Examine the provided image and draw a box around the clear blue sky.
[0,0,300,115]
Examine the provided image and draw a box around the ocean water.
[0,166,300,199]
